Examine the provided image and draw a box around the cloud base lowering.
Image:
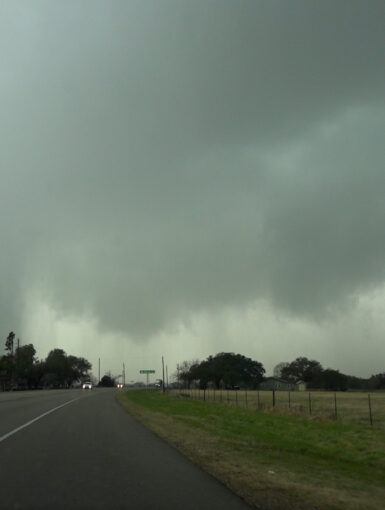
[1,1,385,378]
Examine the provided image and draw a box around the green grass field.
[118,389,385,510]
[168,388,385,428]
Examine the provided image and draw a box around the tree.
[215,352,265,389]
[44,349,70,387]
[1,332,17,387]
[273,362,289,378]
[15,344,36,384]
[368,373,385,390]
[189,359,211,389]
[1,333,92,389]
[281,357,323,384]
[28,360,46,388]
[0,355,12,390]
[5,332,15,355]
[177,359,200,389]
[98,375,115,387]
[43,350,92,387]
[67,355,92,385]
[315,369,348,391]
[184,352,265,389]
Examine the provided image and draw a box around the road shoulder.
[117,391,323,510]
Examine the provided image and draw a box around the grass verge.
[117,390,385,510]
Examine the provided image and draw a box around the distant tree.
[368,373,385,390]
[189,359,211,389]
[15,344,36,384]
[273,362,289,378]
[0,353,14,385]
[67,355,92,385]
[315,369,348,391]
[5,332,15,355]
[0,355,12,390]
[44,349,70,387]
[1,333,92,390]
[43,350,92,387]
[1,332,17,387]
[281,357,323,384]
[177,359,200,389]
[98,375,115,387]
[40,372,59,388]
[186,352,265,389]
[345,374,369,390]
[28,360,46,388]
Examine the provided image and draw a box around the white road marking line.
[0,397,81,443]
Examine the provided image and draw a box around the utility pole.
[98,358,100,383]
[123,363,125,386]
[166,365,168,389]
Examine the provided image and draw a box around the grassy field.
[118,389,385,510]
[167,388,385,428]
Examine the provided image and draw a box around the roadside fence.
[170,388,385,428]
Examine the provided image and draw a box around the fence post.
[257,390,260,410]
[235,390,238,407]
[368,394,373,426]
[220,389,223,402]
[334,392,337,419]
[308,392,312,415]
[288,391,291,409]
[272,389,275,407]
[203,389,206,401]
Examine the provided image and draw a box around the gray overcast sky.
[1,0,385,380]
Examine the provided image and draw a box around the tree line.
[275,357,385,391]
[176,352,265,389]
[176,353,385,391]
[0,331,92,390]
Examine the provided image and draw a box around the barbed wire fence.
[171,387,385,428]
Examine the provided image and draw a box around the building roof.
[263,377,293,383]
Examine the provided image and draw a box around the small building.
[258,377,297,391]
[296,380,307,391]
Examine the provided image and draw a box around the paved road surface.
[0,389,251,509]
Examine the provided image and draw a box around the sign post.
[139,369,155,389]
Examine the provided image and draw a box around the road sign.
[140,370,155,374]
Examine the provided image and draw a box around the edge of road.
[115,391,270,510]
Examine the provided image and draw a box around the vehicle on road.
[82,381,92,390]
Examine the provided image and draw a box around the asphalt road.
[0,388,251,510]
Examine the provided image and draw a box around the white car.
[82,381,92,389]
[116,383,123,388]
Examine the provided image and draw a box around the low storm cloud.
[1,1,384,378]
